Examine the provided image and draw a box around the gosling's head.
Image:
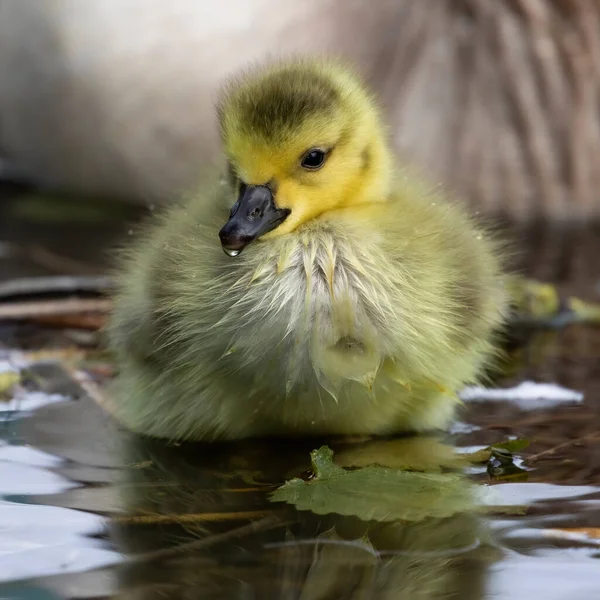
[216,58,392,255]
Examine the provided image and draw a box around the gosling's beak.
[219,184,290,256]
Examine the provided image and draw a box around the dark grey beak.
[219,184,290,256]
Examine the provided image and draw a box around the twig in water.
[115,510,274,526]
[524,432,600,465]
[0,275,112,299]
[0,298,112,320]
[131,515,287,564]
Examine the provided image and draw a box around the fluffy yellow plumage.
[107,58,508,441]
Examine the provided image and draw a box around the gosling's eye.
[301,149,327,170]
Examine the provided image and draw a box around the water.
[0,189,599,598]
[2,374,600,599]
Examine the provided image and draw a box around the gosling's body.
[107,59,507,441]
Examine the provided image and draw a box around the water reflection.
[11,347,600,599]
[111,433,498,599]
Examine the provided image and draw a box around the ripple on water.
[0,501,122,583]
[0,371,123,586]
[0,352,598,598]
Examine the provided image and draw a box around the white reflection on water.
[0,501,122,583]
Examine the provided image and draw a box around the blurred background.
[0,0,598,315]
[1,0,600,222]
[1,3,600,598]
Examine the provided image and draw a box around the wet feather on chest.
[238,237,386,365]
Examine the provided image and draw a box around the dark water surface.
[0,189,599,599]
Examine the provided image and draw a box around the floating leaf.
[466,438,530,464]
[0,369,20,401]
[270,446,477,523]
[491,438,530,453]
[507,275,600,326]
[568,297,600,324]
[507,276,560,320]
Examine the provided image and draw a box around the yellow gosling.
[106,58,508,441]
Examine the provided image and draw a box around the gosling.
[106,58,508,441]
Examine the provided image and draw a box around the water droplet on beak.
[223,247,240,257]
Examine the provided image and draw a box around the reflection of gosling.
[113,436,491,600]
[107,58,508,441]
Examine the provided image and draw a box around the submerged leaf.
[269,446,477,523]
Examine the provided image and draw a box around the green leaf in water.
[466,438,530,464]
[492,439,530,453]
[507,276,560,321]
[506,275,600,326]
[269,446,477,523]
[0,369,20,401]
[568,296,600,325]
